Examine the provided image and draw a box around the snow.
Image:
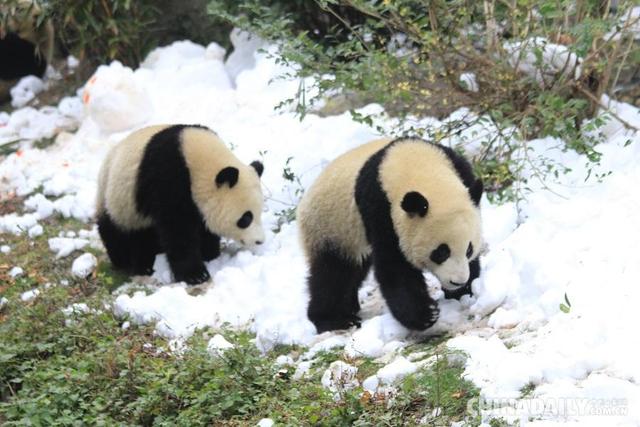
[0,213,38,234]
[321,360,359,394]
[48,237,89,258]
[83,61,153,133]
[376,356,418,385]
[27,224,43,238]
[504,37,581,86]
[275,355,294,366]
[9,266,24,278]
[61,303,90,316]
[0,297,8,309]
[459,72,479,92]
[1,30,640,424]
[67,56,80,69]
[207,334,234,356]
[71,252,97,277]
[20,289,39,302]
[11,76,46,108]
[1,245,11,253]
[256,419,274,427]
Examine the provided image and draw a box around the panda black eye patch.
[466,242,473,259]
[430,243,450,265]
[237,211,253,229]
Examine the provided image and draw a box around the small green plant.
[271,156,304,233]
[560,292,572,314]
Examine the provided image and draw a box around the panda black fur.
[96,124,265,285]
[0,0,55,101]
[297,137,483,333]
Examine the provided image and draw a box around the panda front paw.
[312,315,362,334]
[173,263,211,285]
[131,265,154,276]
[394,299,440,331]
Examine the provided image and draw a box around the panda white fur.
[96,124,265,285]
[0,0,55,101]
[297,137,483,333]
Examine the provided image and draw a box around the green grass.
[0,212,482,426]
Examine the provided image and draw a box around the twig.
[575,85,640,133]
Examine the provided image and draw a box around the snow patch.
[71,252,97,277]
[207,334,234,356]
[48,237,89,258]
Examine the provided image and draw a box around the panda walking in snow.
[96,124,265,285]
[297,138,483,333]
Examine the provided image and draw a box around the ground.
[1,34,640,426]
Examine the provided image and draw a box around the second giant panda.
[0,0,55,101]
[96,124,265,285]
[297,137,483,333]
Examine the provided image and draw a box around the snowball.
[71,253,97,278]
[67,55,80,69]
[48,237,89,258]
[293,361,312,380]
[9,266,24,278]
[321,361,359,393]
[459,72,478,92]
[376,357,417,385]
[207,334,234,356]
[275,355,295,366]
[62,303,90,316]
[256,419,274,427]
[362,375,379,393]
[20,289,40,302]
[28,224,43,238]
[11,76,46,108]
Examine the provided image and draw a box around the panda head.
[203,160,265,248]
[395,188,482,290]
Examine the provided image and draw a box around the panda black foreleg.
[155,217,210,285]
[374,255,440,331]
[97,212,132,271]
[443,257,479,300]
[129,227,159,276]
[307,247,367,333]
[200,225,221,262]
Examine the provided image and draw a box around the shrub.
[2,0,233,67]
[208,0,640,201]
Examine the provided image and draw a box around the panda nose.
[255,240,263,245]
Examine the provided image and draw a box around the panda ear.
[470,179,483,205]
[401,191,428,217]
[216,166,239,188]
[250,160,264,178]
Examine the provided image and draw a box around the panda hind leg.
[307,247,369,333]
[97,212,132,272]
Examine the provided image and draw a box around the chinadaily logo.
[467,397,629,418]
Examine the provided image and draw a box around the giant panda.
[0,0,55,101]
[96,124,265,285]
[297,137,483,333]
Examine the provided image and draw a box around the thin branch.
[576,85,640,133]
